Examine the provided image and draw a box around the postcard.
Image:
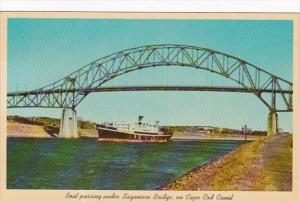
[0,12,299,202]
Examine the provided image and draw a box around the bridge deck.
[7,85,293,96]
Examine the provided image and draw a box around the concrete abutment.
[59,108,78,138]
[267,111,278,136]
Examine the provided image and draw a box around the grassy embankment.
[162,133,292,191]
[7,116,97,138]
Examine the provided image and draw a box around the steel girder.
[7,44,293,112]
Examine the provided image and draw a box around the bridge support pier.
[267,111,278,136]
[59,108,78,138]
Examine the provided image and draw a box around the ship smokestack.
[138,116,144,125]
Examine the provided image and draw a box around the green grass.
[164,134,292,191]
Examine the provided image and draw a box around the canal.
[7,138,244,189]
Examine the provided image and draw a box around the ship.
[96,116,173,142]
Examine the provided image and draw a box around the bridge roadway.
[7,85,293,96]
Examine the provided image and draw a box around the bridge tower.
[267,78,279,136]
[59,77,79,138]
[59,108,78,138]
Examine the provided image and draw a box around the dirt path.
[162,134,292,191]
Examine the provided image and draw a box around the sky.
[7,19,293,131]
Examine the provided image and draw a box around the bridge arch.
[10,44,292,110]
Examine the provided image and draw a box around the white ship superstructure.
[96,116,172,142]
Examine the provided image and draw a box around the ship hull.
[96,127,172,143]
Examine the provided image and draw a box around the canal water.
[7,138,243,190]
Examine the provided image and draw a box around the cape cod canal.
[7,138,243,189]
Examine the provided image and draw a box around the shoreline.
[6,135,257,141]
[7,118,268,140]
[7,121,263,140]
[7,120,98,138]
[159,144,243,190]
[161,134,292,191]
[171,136,261,141]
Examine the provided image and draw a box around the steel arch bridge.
[7,44,293,137]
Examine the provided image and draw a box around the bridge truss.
[7,44,293,113]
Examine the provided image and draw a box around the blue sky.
[7,19,293,131]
